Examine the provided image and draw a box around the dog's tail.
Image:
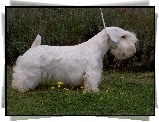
[31,34,41,48]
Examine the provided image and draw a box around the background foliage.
[7,8,155,72]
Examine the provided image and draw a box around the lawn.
[6,66,154,115]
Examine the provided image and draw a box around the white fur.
[12,27,138,92]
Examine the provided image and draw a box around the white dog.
[12,27,138,92]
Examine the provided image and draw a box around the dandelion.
[120,76,124,79]
[83,91,86,94]
[57,81,63,88]
[63,88,69,91]
[106,90,109,93]
[57,81,63,85]
[51,87,55,90]
[80,86,83,89]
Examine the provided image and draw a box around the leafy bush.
[7,8,154,72]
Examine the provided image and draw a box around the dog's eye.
[121,36,125,39]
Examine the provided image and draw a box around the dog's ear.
[107,28,118,42]
[108,38,117,49]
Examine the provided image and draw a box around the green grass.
[7,66,154,115]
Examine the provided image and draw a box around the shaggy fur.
[12,27,138,92]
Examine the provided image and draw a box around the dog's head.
[106,27,138,60]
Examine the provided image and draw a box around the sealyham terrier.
[12,27,138,92]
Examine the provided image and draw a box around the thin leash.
[100,8,107,35]
[100,8,108,59]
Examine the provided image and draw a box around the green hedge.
[7,8,154,72]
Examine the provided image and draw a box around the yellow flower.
[83,91,86,94]
[57,81,63,85]
[106,90,109,93]
[57,81,63,88]
[51,87,55,90]
[80,86,83,89]
[63,88,69,90]
[120,76,124,79]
